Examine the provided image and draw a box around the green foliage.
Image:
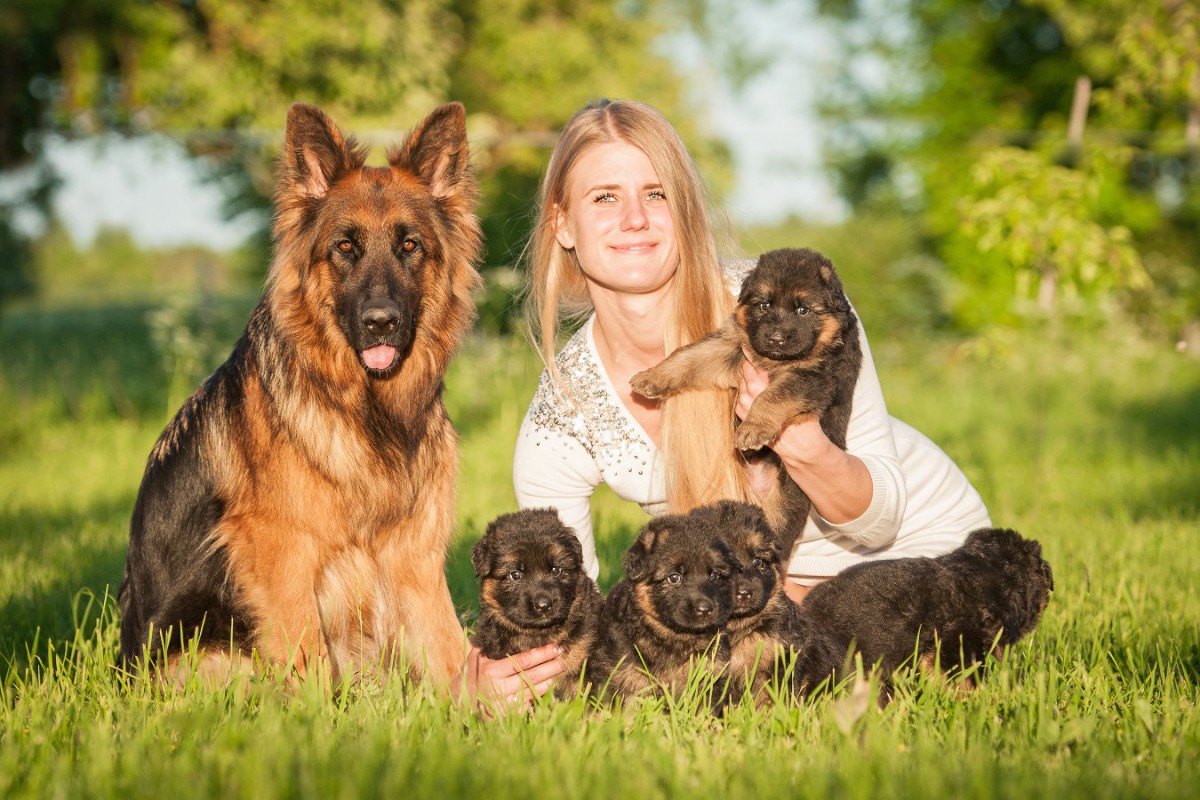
[959,147,1147,321]
[138,0,460,132]
[813,0,1200,338]
[2,296,1200,797]
[0,0,735,333]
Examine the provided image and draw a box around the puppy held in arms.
[470,509,604,699]
[631,247,862,544]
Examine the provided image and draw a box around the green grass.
[2,296,1198,799]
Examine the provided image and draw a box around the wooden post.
[1068,76,1091,149]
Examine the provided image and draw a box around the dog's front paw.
[735,422,777,451]
[630,370,670,399]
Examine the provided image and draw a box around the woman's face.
[554,141,680,299]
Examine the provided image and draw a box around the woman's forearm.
[773,418,873,524]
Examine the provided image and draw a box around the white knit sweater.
[512,271,991,583]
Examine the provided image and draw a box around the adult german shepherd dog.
[118,102,482,687]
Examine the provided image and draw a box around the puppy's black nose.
[767,330,788,347]
[694,598,714,618]
[735,587,752,602]
[533,594,556,614]
[362,302,401,336]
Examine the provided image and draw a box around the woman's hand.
[736,352,872,524]
[454,643,565,716]
[736,354,833,466]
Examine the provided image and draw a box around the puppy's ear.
[561,525,585,564]
[623,521,668,582]
[470,536,492,579]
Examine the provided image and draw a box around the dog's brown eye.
[665,573,681,585]
[336,239,354,254]
[508,570,523,581]
[401,237,419,253]
[796,305,811,316]
[751,557,763,568]
[550,566,562,577]
[757,302,771,312]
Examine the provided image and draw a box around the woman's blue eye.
[593,192,616,203]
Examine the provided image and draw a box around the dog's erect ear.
[470,536,492,579]
[280,104,362,201]
[389,102,471,200]
[623,521,669,583]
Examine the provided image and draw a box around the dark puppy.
[706,500,846,704]
[803,528,1054,684]
[631,248,862,545]
[587,513,734,706]
[471,509,604,698]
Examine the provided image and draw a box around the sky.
[8,3,846,252]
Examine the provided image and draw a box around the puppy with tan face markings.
[630,247,863,548]
[470,509,605,699]
[700,500,847,705]
[585,513,734,707]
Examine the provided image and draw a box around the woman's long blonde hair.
[525,99,750,511]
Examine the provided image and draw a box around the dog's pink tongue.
[361,345,397,370]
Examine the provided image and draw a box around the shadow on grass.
[0,496,130,660]
[1119,382,1200,519]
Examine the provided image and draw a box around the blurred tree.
[0,0,730,328]
[814,0,1199,339]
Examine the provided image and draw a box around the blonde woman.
[460,99,991,708]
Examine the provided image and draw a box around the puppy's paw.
[630,370,672,399]
[735,421,777,451]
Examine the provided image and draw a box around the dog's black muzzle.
[355,294,415,373]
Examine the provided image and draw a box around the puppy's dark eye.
[796,304,811,316]
[751,557,763,568]
[757,302,771,312]
[550,566,562,577]
[665,573,681,585]
[336,239,354,254]
[507,570,523,581]
[401,237,419,254]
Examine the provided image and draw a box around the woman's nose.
[621,197,649,230]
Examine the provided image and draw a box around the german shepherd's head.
[689,501,783,623]
[269,102,482,379]
[623,513,734,636]
[736,248,852,364]
[471,509,591,634]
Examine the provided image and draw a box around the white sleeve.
[809,314,907,548]
[512,399,604,581]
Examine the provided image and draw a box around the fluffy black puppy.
[631,248,862,549]
[803,528,1054,683]
[705,500,846,704]
[471,508,604,698]
[587,513,734,706]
